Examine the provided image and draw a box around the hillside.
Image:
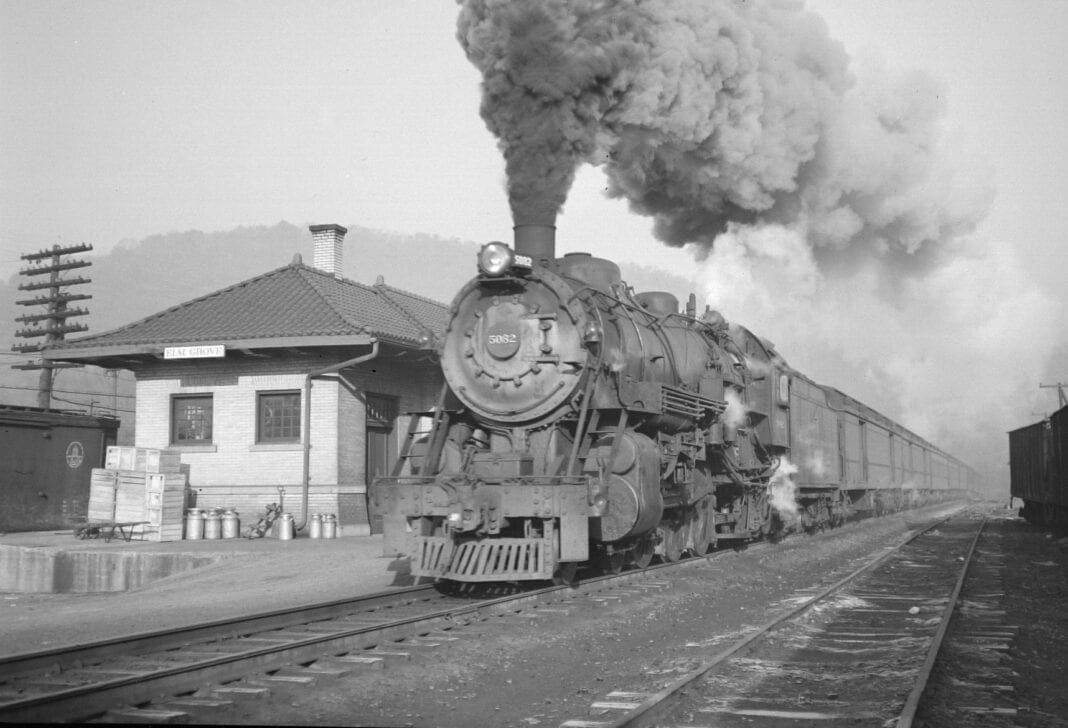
[1,222,692,435]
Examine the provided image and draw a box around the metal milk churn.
[203,508,223,540]
[322,513,337,539]
[277,513,295,540]
[221,508,240,539]
[185,509,204,540]
[308,513,323,539]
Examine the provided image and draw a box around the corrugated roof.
[50,262,450,351]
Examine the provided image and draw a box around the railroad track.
[561,510,987,728]
[911,516,1025,726]
[0,503,967,725]
[0,534,769,725]
[0,583,443,723]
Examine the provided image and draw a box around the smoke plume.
[457,0,989,259]
[457,0,1058,487]
[699,223,1060,487]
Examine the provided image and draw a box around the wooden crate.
[144,472,188,541]
[88,469,117,522]
[145,472,188,492]
[114,472,145,522]
[139,449,182,474]
[104,446,133,470]
[105,446,182,474]
[142,526,184,543]
[85,466,188,541]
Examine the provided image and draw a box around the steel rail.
[0,543,753,724]
[0,583,436,678]
[896,515,987,727]
[589,515,963,728]
[0,533,756,681]
[1,503,964,724]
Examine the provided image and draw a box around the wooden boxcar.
[791,373,971,514]
[1010,404,1068,529]
[0,405,120,532]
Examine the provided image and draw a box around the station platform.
[0,529,412,658]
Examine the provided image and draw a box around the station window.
[172,394,213,444]
[257,390,301,443]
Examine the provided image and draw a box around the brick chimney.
[309,223,347,278]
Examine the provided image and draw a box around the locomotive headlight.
[478,241,514,277]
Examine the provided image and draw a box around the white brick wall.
[136,368,337,487]
[130,355,442,531]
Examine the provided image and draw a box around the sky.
[2,0,1067,482]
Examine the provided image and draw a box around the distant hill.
[1,222,692,438]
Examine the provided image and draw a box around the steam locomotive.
[371,224,972,583]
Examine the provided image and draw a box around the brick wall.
[131,353,441,534]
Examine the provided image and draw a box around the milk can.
[277,513,295,540]
[221,508,240,539]
[185,509,204,540]
[308,513,323,539]
[322,513,338,539]
[203,508,223,540]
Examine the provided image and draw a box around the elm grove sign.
[164,345,226,360]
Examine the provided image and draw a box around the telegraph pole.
[1039,382,1068,409]
[11,243,92,408]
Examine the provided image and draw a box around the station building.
[42,225,448,535]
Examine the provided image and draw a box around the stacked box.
[88,469,117,522]
[86,448,188,541]
[144,472,187,542]
[115,473,149,523]
[104,446,136,471]
[105,446,182,474]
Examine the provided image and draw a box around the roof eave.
[41,333,376,362]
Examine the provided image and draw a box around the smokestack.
[309,223,347,279]
[513,220,556,268]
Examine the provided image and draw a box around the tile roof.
[49,262,450,352]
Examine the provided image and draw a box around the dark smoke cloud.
[457,0,991,264]
[458,0,1032,489]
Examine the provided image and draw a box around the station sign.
[164,344,226,360]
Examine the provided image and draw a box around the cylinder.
[277,513,295,540]
[308,513,323,539]
[322,513,337,539]
[221,509,240,539]
[184,509,204,540]
[203,508,222,539]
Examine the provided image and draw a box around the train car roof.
[1008,402,1068,435]
[784,366,967,468]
